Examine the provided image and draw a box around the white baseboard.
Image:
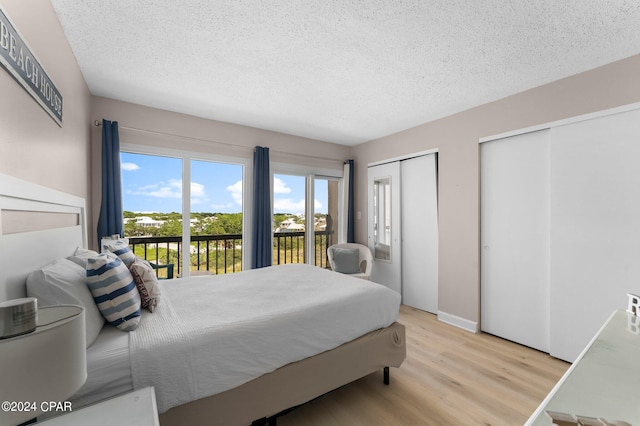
[437,310,479,333]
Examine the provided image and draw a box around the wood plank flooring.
[278,305,569,426]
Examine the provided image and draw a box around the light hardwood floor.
[278,305,569,425]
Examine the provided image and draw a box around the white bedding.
[70,324,133,407]
[130,263,400,413]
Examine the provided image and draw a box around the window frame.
[120,143,252,276]
[271,162,344,266]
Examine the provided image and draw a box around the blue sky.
[120,152,327,214]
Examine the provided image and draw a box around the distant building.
[276,217,305,232]
[132,216,165,228]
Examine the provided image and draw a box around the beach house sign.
[0,7,63,126]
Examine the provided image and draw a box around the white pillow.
[26,258,104,348]
[67,246,100,268]
[86,253,141,331]
[129,258,161,312]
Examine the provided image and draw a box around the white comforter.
[130,263,400,413]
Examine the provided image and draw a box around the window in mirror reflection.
[373,177,391,261]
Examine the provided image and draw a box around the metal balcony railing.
[129,230,333,278]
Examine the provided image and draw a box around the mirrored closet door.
[368,153,439,314]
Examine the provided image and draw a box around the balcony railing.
[129,230,333,278]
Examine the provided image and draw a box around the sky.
[120,152,327,214]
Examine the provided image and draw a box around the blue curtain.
[97,119,124,243]
[346,159,355,243]
[251,146,272,269]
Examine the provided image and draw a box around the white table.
[526,310,640,425]
[37,387,159,426]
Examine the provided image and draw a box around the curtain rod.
[94,119,347,163]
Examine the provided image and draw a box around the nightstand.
[37,387,159,426]
[0,305,86,426]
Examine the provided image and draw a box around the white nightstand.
[37,387,159,426]
[0,305,86,426]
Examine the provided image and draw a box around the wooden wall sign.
[0,7,63,126]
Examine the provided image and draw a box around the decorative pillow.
[102,239,136,268]
[86,253,141,331]
[129,257,161,312]
[67,246,100,268]
[26,258,105,348]
[332,247,361,274]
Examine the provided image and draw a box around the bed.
[0,173,406,426]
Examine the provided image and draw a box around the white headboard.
[0,173,87,301]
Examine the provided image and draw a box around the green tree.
[159,219,182,236]
[216,213,242,234]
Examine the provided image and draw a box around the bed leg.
[383,366,390,385]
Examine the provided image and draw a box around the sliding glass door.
[121,152,184,278]
[121,150,246,277]
[272,172,341,268]
[273,174,306,264]
[313,177,339,268]
[190,160,243,274]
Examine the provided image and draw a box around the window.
[190,160,243,274]
[121,152,183,278]
[273,174,306,264]
[314,177,339,268]
[121,148,247,277]
[272,170,342,268]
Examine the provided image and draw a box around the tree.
[159,219,182,236]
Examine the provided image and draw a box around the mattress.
[69,324,133,407]
[130,263,401,413]
[160,322,406,426]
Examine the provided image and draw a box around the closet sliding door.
[368,153,439,311]
[401,154,438,313]
[481,106,640,362]
[550,108,640,362]
[368,161,402,293]
[480,130,551,352]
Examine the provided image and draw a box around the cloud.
[191,182,207,203]
[274,198,305,213]
[121,162,140,171]
[227,180,243,206]
[273,198,323,214]
[126,179,208,203]
[273,177,291,194]
[211,203,234,210]
[130,180,181,199]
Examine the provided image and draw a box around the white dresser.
[526,310,640,425]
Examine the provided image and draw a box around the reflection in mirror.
[373,177,391,260]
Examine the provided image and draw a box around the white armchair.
[327,243,373,280]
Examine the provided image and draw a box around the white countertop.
[527,310,640,425]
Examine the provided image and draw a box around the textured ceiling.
[51,0,640,146]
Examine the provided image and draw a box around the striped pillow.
[86,253,141,331]
[102,240,136,267]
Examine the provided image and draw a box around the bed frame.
[0,173,88,302]
[0,173,406,426]
[160,322,405,426]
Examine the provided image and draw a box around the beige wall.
[351,54,640,328]
[0,0,91,198]
[4,0,640,329]
[90,96,351,248]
